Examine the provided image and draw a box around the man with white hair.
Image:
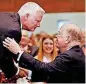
[3,24,85,83]
[0,2,45,79]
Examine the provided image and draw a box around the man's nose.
[37,22,40,27]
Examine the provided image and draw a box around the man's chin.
[28,28,35,31]
[31,29,35,32]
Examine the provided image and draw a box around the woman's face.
[43,38,54,54]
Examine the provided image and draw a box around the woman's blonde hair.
[37,35,58,61]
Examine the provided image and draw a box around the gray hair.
[18,2,45,16]
[60,23,82,42]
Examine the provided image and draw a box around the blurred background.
[0,0,85,34]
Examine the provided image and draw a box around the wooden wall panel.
[0,0,85,13]
[0,0,14,11]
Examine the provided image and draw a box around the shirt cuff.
[14,61,19,75]
[27,70,32,80]
[16,65,19,75]
[17,50,24,62]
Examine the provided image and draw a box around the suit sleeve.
[0,30,21,78]
[19,52,72,76]
[0,35,18,78]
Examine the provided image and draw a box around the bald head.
[59,24,82,42]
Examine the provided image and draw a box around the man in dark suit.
[3,24,85,83]
[0,2,45,79]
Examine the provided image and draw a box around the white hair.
[18,2,45,16]
[60,23,82,42]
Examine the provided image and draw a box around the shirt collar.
[20,23,33,37]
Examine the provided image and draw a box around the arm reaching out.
[3,37,21,54]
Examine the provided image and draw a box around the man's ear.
[65,36,71,43]
[25,13,30,20]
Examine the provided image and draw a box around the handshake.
[7,67,29,83]
[18,67,28,78]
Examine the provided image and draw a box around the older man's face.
[56,31,68,49]
[24,11,43,31]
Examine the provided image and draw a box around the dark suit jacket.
[19,45,85,83]
[30,46,38,57]
[0,12,21,78]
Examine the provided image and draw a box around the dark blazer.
[30,46,38,57]
[31,70,48,82]
[0,12,21,78]
[19,45,85,83]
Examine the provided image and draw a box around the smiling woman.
[35,34,57,62]
[30,35,58,82]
